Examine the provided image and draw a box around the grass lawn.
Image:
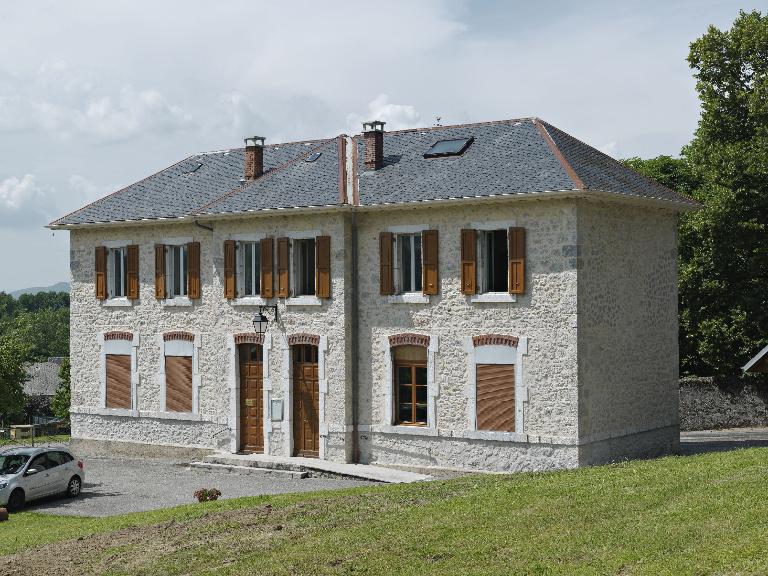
[2,448,768,575]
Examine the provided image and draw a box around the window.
[27,454,52,473]
[166,244,188,298]
[165,354,193,412]
[476,363,515,432]
[478,230,508,293]
[239,241,261,297]
[108,247,126,298]
[394,233,422,293]
[305,152,322,162]
[105,354,131,409]
[293,238,316,296]
[424,137,474,158]
[393,345,428,425]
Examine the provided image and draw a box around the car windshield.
[0,454,30,475]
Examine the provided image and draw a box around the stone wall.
[576,201,680,465]
[680,376,768,431]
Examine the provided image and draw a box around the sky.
[0,0,765,292]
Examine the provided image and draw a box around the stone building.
[49,118,698,472]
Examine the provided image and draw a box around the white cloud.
[0,174,51,226]
[346,95,422,133]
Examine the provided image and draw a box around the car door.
[21,454,53,499]
[45,452,68,494]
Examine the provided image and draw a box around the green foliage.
[51,357,71,420]
[626,11,768,375]
[0,333,29,423]
[6,308,70,361]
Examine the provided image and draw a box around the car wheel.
[7,488,25,512]
[66,476,82,498]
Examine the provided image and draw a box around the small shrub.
[194,488,222,503]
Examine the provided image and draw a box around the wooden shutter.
[105,354,131,409]
[508,227,526,294]
[460,229,477,295]
[187,241,201,299]
[277,237,290,298]
[165,356,193,412]
[154,244,166,299]
[379,232,394,295]
[224,240,236,299]
[260,237,274,298]
[126,245,139,300]
[422,229,439,296]
[476,364,515,432]
[95,246,107,300]
[316,235,331,299]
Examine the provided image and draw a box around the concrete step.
[189,461,308,479]
[200,453,431,483]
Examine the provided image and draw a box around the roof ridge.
[192,136,342,216]
[195,136,336,156]
[538,120,700,205]
[378,116,537,136]
[48,154,195,227]
[532,118,585,190]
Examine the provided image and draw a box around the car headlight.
[0,481,7,491]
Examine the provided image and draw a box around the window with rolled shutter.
[165,355,193,412]
[508,227,525,295]
[422,229,439,296]
[224,240,236,299]
[95,246,107,300]
[316,235,331,298]
[126,245,139,300]
[379,232,394,295]
[277,237,290,298]
[106,354,131,409]
[476,363,515,432]
[261,237,274,298]
[460,229,477,295]
[187,241,201,299]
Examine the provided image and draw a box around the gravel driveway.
[24,457,374,517]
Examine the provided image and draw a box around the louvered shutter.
[476,364,515,432]
[224,240,236,299]
[316,235,331,298]
[154,244,166,299]
[95,246,107,300]
[187,241,201,299]
[126,245,139,300]
[379,232,394,295]
[260,237,274,298]
[460,229,477,295]
[508,227,526,294]
[277,237,290,298]
[422,229,439,296]
[165,356,193,412]
[106,354,132,409]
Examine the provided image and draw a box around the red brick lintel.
[473,334,519,348]
[389,333,430,348]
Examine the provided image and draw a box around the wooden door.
[239,344,264,453]
[292,344,319,458]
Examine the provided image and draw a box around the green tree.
[7,308,70,361]
[0,334,29,424]
[679,10,768,374]
[51,357,71,421]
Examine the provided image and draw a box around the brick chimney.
[244,136,265,180]
[362,121,385,170]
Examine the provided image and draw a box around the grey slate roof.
[24,357,64,397]
[354,118,698,207]
[49,117,696,227]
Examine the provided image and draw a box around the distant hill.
[10,282,70,298]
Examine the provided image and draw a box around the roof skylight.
[305,152,322,163]
[424,137,474,158]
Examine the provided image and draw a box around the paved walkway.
[680,427,768,455]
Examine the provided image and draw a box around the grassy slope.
[2,448,768,575]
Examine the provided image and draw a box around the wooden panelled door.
[238,344,264,453]
[292,344,320,458]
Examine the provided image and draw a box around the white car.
[0,447,85,511]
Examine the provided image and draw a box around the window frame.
[166,244,188,299]
[238,240,262,298]
[282,230,323,306]
[158,332,201,415]
[160,236,193,306]
[393,233,423,294]
[394,359,428,426]
[477,229,509,294]
[292,237,316,297]
[99,331,139,414]
[469,220,517,304]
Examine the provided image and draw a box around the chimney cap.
[362,120,386,133]
[244,136,266,147]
